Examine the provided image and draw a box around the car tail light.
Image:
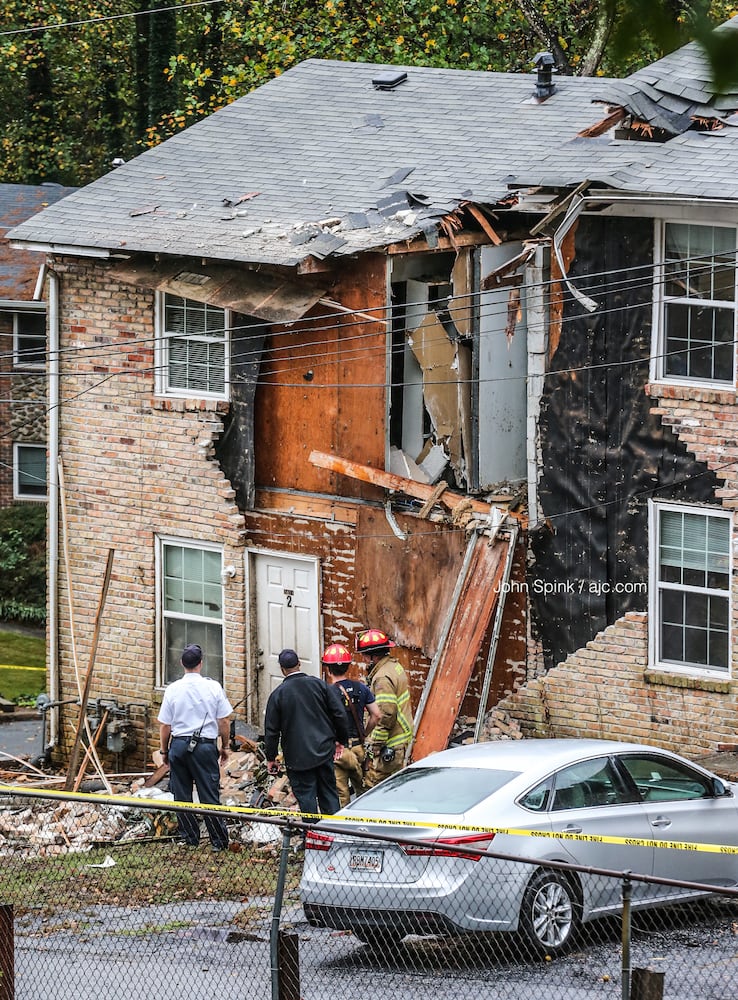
[402,831,496,860]
[305,830,334,852]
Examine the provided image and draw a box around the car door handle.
[651,816,672,828]
[560,825,583,834]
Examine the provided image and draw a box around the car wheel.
[519,870,581,957]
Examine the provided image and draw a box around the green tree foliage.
[0,505,46,623]
[0,1,736,183]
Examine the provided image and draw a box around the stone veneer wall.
[50,258,248,766]
[0,313,13,506]
[501,381,738,755]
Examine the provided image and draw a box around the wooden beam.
[411,532,511,761]
[64,549,115,791]
[308,449,526,522]
[463,203,503,246]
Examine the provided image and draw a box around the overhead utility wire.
[0,1,224,38]
[1,448,733,543]
[1,235,724,369]
[0,249,722,374]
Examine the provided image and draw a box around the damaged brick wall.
[241,506,430,713]
[499,611,736,755]
[49,258,248,769]
[503,227,738,754]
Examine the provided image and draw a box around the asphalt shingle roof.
[591,16,738,135]
[7,60,611,267]
[0,183,76,300]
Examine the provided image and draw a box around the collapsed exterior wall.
[530,215,720,669]
[503,212,738,755]
[499,611,734,755]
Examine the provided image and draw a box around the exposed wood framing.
[462,203,503,245]
[529,179,590,237]
[578,107,625,138]
[309,449,526,522]
[254,488,360,524]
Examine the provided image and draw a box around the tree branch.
[515,0,573,75]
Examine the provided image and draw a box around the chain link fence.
[0,787,736,999]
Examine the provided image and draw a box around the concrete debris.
[0,743,303,857]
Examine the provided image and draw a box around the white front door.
[249,549,321,714]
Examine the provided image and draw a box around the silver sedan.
[300,738,738,954]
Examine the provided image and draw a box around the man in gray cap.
[158,643,232,850]
[264,648,349,819]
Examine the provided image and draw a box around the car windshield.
[344,766,520,814]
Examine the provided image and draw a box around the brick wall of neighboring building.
[50,258,249,767]
[500,381,738,756]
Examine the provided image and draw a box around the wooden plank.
[464,203,503,246]
[254,488,359,524]
[64,549,115,791]
[411,533,511,761]
[309,449,525,521]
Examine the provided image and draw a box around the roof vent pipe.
[532,52,556,100]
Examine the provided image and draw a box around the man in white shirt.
[158,643,233,851]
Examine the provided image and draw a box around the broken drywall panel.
[409,311,472,483]
[389,445,431,483]
[417,442,448,483]
[449,247,473,337]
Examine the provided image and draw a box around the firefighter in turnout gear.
[323,643,381,807]
[355,629,413,789]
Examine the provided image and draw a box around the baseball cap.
[278,649,300,669]
[181,643,203,668]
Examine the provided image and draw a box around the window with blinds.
[158,294,228,397]
[655,222,737,386]
[654,505,731,672]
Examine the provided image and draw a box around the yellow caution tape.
[1,782,736,856]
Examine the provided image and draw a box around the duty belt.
[172,735,218,743]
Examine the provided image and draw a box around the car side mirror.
[712,777,731,797]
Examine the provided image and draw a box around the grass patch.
[0,629,45,669]
[0,666,45,703]
[0,630,46,702]
[0,842,302,913]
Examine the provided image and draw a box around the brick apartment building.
[8,22,738,767]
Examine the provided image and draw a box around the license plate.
[349,849,384,873]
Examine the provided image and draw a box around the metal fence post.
[621,874,632,1000]
[270,824,294,1000]
[0,904,14,1000]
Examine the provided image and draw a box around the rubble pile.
[0,742,302,856]
[448,709,523,746]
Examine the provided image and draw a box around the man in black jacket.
[264,648,349,819]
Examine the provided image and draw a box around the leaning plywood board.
[411,532,511,762]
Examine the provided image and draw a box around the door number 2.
[284,588,294,607]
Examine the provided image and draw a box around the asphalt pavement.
[0,714,44,763]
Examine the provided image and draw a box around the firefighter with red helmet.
[322,643,380,806]
[355,629,414,789]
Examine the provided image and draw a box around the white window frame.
[648,500,732,677]
[154,292,230,400]
[155,536,226,687]
[12,309,46,370]
[13,443,47,500]
[651,220,737,389]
